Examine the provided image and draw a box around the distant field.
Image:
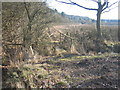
[52,24,118,31]
[51,24,118,41]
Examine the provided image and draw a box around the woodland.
[1,1,120,89]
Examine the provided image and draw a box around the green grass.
[58,53,120,61]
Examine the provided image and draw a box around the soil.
[42,53,120,88]
[2,53,120,89]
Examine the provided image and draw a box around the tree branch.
[55,0,97,10]
[102,1,107,8]
[24,2,31,22]
[102,0,119,11]
[108,0,120,8]
[102,6,118,13]
[90,0,98,3]
[24,2,42,23]
[30,8,41,22]
[102,1,109,11]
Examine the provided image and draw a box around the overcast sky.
[46,0,119,20]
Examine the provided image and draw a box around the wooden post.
[60,33,62,45]
[70,33,73,51]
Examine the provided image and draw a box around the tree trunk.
[23,2,32,49]
[23,25,32,47]
[95,1,103,53]
[96,7,102,53]
[96,11,102,39]
[96,1,102,40]
[118,25,120,41]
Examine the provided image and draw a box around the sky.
[46,0,119,20]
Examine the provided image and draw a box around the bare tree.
[23,2,42,48]
[2,2,54,65]
[23,2,53,48]
[55,0,119,52]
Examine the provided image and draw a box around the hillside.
[61,13,95,24]
[53,10,118,25]
[51,10,95,24]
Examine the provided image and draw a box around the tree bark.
[96,2,102,52]
[97,2,102,39]
[96,12,101,52]
[23,22,32,49]
[96,11,102,39]
[23,2,32,49]
[118,25,120,41]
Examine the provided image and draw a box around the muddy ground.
[2,53,120,89]
[29,53,119,89]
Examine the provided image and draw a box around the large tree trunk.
[96,12,102,39]
[96,8,102,53]
[96,2,102,40]
[95,2,103,53]
[118,25,120,41]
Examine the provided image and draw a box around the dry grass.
[2,23,119,88]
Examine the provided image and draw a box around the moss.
[56,81,66,85]
[113,43,120,53]
[64,75,73,83]
[104,40,120,46]
[37,74,44,79]
[59,58,71,61]
[59,53,119,62]
[54,81,69,88]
